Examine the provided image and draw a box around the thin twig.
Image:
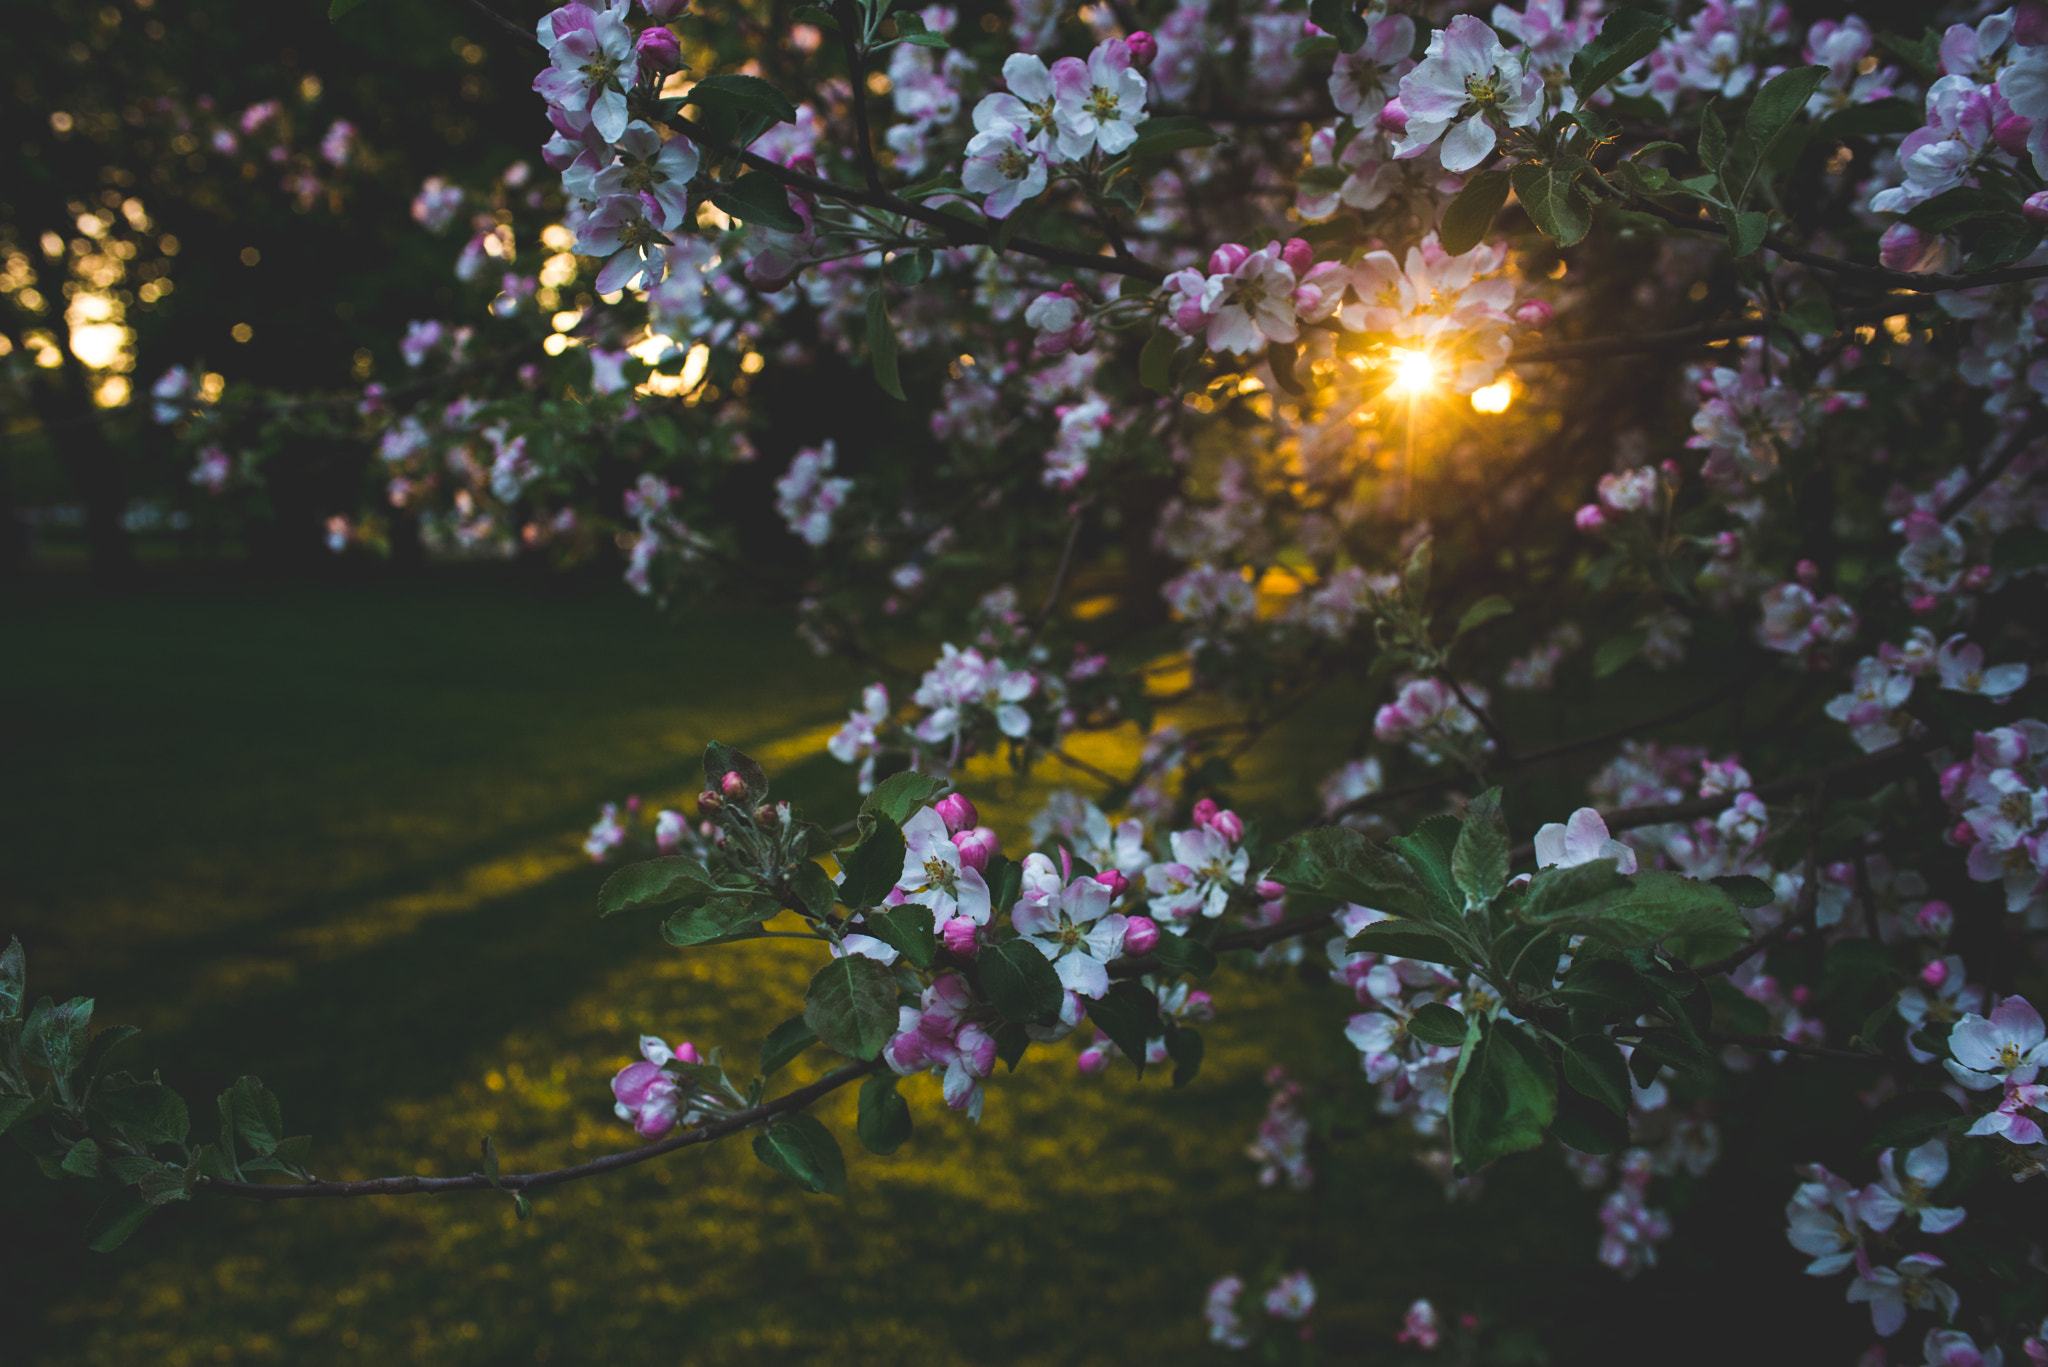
[1937,411,2048,522]
[1509,298,1942,365]
[1638,201,2048,294]
[834,0,882,192]
[203,1061,881,1202]
[1033,512,1085,626]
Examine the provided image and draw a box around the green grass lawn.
[1,571,1859,1365]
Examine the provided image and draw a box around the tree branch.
[1509,298,1941,365]
[1938,411,2048,522]
[201,1060,881,1202]
[1637,200,2048,293]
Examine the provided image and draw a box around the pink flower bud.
[1919,959,1949,989]
[1512,299,1554,329]
[886,1030,929,1072]
[698,788,724,810]
[1789,985,1812,1007]
[1795,559,1818,586]
[1191,797,1220,828]
[1939,762,1972,804]
[1121,914,1160,956]
[1208,243,1250,276]
[1095,868,1130,898]
[1210,809,1245,843]
[1950,820,1978,846]
[1126,30,1157,65]
[1909,594,1940,616]
[676,1040,701,1063]
[1575,504,1608,532]
[634,25,682,73]
[1962,564,1994,591]
[1076,1043,1112,1074]
[941,914,982,957]
[720,771,748,798]
[1280,237,1314,275]
[1255,878,1284,902]
[1375,96,1408,137]
[934,792,979,834]
[1997,115,2036,159]
[952,825,1000,871]
[1878,222,1943,274]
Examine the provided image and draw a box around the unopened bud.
[941,914,981,957]
[1211,809,1245,843]
[1255,878,1284,903]
[1076,1043,1112,1074]
[675,1041,702,1063]
[1191,797,1220,828]
[1950,820,1978,846]
[1909,594,1940,616]
[1125,28,1158,65]
[934,792,979,834]
[1795,559,1819,586]
[1207,243,1250,276]
[1916,901,1954,938]
[956,1022,999,1076]
[1279,237,1314,276]
[1094,868,1130,898]
[1962,564,1995,592]
[1939,762,1971,803]
[721,770,749,798]
[1575,503,1607,533]
[1996,114,2036,159]
[952,825,1000,872]
[698,788,724,811]
[1919,959,1950,989]
[1375,96,1408,137]
[1512,298,1554,329]
[1121,914,1160,956]
[755,803,776,824]
[634,25,682,73]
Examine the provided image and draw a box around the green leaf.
[980,940,1064,1025]
[95,1081,190,1146]
[857,904,937,968]
[328,0,374,19]
[1697,103,1727,174]
[1707,980,1772,1036]
[1148,932,1218,979]
[856,1075,912,1155]
[984,854,1024,916]
[1628,1026,1711,1084]
[0,936,22,1020]
[751,1114,845,1195]
[1451,789,1510,911]
[1709,874,1775,909]
[662,892,779,947]
[1123,115,1222,159]
[1555,958,1659,1015]
[789,860,838,920]
[803,955,900,1060]
[1306,0,1369,52]
[1409,1002,1468,1048]
[1524,858,1630,920]
[1562,1035,1631,1117]
[1524,869,1748,964]
[1166,1025,1204,1088]
[709,172,803,232]
[1139,328,1179,396]
[861,770,949,826]
[598,857,719,916]
[1863,1091,1962,1155]
[993,1021,1029,1072]
[835,813,905,910]
[1439,169,1511,256]
[1551,1090,1630,1154]
[1740,64,1827,164]
[1901,187,2014,234]
[1569,9,1672,101]
[790,3,839,30]
[134,1163,194,1205]
[482,1135,501,1183]
[229,1077,284,1157]
[1269,827,1438,922]
[1344,920,1468,967]
[1592,629,1646,678]
[24,995,93,1089]
[686,73,798,125]
[1448,1018,1557,1174]
[0,1093,42,1138]
[1724,208,1768,257]
[1389,815,1465,924]
[84,1190,156,1252]
[703,742,769,802]
[82,1024,142,1093]
[1454,595,1513,639]
[865,290,907,401]
[61,1137,102,1178]
[759,1017,819,1079]
[1875,28,1939,82]
[1511,161,1594,247]
[1086,982,1164,1074]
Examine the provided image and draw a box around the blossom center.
[923,854,959,895]
[996,146,1035,182]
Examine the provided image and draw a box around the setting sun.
[1389,349,1437,396]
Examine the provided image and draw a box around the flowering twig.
[201,1061,882,1202]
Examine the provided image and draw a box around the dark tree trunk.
[30,354,134,588]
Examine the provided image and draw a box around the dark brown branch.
[1596,737,1933,837]
[1510,298,1942,365]
[1937,411,2048,522]
[1638,201,2048,294]
[834,0,883,192]
[202,1061,881,1202]
[1033,511,1086,626]
[1711,1033,1885,1063]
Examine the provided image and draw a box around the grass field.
[1,570,1862,1364]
